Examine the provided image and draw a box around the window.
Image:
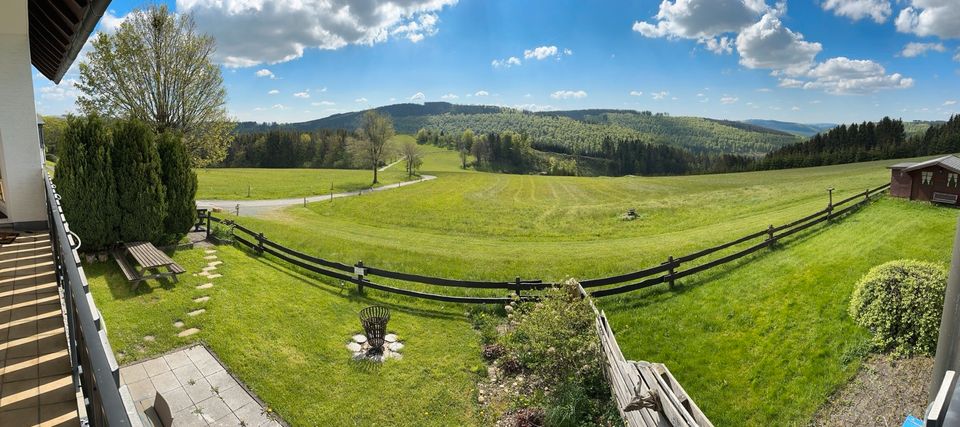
[950,173,959,188]
[922,171,934,185]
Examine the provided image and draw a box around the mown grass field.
[85,246,483,426]
[195,135,427,200]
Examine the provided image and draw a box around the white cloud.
[563,48,573,56]
[945,100,958,106]
[736,14,822,76]
[895,1,960,39]
[272,104,288,110]
[179,0,459,67]
[550,90,587,99]
[756,88,772,92]
[632,0,767,40]
[629,90,644,96]
[409,92,426,101]
[652,91,670,100]
[294,91,310,98]
[311,101,335,106]
[797,57,914,94]
[778,78,805,88]
[268,89,279,95]
[791,106,801,111]
[703,36,734,54]
[255,69,276,79]
[720,96,739,104]
[491,56,522,68]
[474,90,489,97]
[39,78,79,101]
[900,42,946,57]
[821,0,892,23]
[524,45,559,60]
[441,93,459,100]
[355,97,368,103]
[100,10,128,32]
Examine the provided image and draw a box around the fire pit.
[359,306,390,353]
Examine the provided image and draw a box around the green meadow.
[87,144,958,425]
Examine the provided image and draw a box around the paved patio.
[120,345,282,426]
[0,232,79,426]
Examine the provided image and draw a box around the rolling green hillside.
[236,102,802,156]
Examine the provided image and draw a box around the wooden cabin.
[889,155,960,206]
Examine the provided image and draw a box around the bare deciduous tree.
[401,141,423,177]
[77,5,232,167]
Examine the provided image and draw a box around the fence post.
[515,276,522,299]
[355,261,365,294]
[667,256,676,289]
[766,224,775,245]
[256,233,265,255]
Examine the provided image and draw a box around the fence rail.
[205,183,890,304]
[45,173,132,426]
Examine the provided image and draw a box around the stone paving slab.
[121,345,283,426]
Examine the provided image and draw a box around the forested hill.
[742,120,837,137]
[235,102,802,156]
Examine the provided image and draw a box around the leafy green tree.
[157,132,198,244]
[352,111,396,184]
[77,4,233,167]
[459,129,474,169]
[400,141,423,177]
[40,115,67,160]
[112,120,167,244]
[53,115,119,251]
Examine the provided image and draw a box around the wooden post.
[667,256,676,289]
[355,261,365,294]
[256,233,265,255]
[303,197,307,207]
[515,276,522,299]
[235,203,240,216]
[767,225,775,247]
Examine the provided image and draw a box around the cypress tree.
[157,132,197,244]
[112,119,167,244]
[53,115,119,251]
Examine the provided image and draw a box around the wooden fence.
[205,183,890,303]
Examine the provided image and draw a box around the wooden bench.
[112,242,185,289]
[932,192,959,205]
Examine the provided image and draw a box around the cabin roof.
[29,0,113,83]
[889,155,960,174]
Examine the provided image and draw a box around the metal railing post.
[931,216,960,401]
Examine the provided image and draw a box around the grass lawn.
[84,245,483,426]
[195,135,432,200]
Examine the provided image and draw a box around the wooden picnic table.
[113,242,185,288]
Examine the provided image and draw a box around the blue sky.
[33,0,960,125]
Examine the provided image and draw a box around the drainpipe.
[930,216,960,401]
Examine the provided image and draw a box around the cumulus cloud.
[524,45,559,60]
[900,42,946,57]
[179,0,459,67]
[550,90,587,99]
[410,92,426,101]
[944,100,958,106]
[311,101,336,106]
[895,1,960,39]
[255,69,276,78]
[720,96,739,104]
[736,14,822,76]
[703,36,734,54]
[629,90,644,96]
[632,0,766,40]
[100,10,128,32]
[652,91,670,100]
[441,93,459,100]
[491,56,522,68]
[294,91,310,98]
[794,57,914,94]
[474,90,489,97]
[268,89,279,95]
[355,97,368,103]
[39,78,80,101]
[821,0,892,23]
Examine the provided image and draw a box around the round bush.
[848,260,947,356]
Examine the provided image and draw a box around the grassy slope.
[85,245,482,426]
[195,135,421,200]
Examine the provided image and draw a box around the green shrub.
[112,119,167,244]
[501,279,614,426]
[54,115,119,251]
[157,132,198,244]
[848,260,947,356]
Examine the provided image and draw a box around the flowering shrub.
[848,260,947,356]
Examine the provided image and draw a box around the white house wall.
[0,0,49,229]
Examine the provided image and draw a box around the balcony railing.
[44,172,133,426]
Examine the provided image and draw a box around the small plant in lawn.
[849,259,947,356]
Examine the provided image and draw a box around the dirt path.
[196,174,436,217]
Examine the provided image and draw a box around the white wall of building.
[0,0,48,228]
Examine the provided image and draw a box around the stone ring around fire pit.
[347,332,404,362]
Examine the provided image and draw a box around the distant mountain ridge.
[236,102,804,156]
[741,119,837,137]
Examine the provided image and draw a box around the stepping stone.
[208,261,223,267]
[204,255,218,260]
[143,336,155,342]
[346,342,362,352]
[178,328,200,337]
[201,266,217,272]
[205,250,217,254]
[187,309,206,317]
[207,274,222,279]
[388,342,404,352]
[193,296,210,303]
[198,271,210,277]
[173,321,184,328]
[196,283,213,290]
[385,334,398,343]
[352,334,367,344]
